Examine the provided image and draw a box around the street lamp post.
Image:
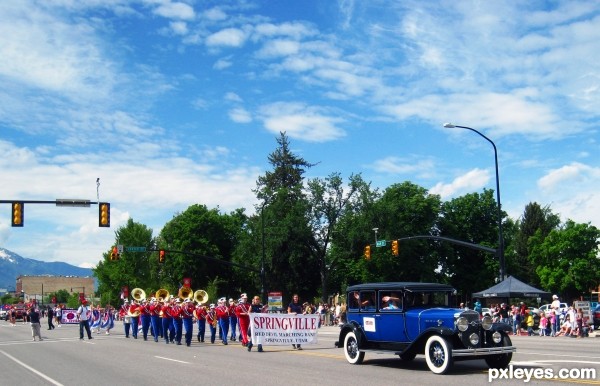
[443,123,505,281]
[373,228,379,244]
[260,202,268,305]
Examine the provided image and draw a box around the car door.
[376,290,408,343]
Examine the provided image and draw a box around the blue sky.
[1,0,598,269]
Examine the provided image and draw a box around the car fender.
[336,320,366,348]
[492,322,512,333]
[402,326,455,354]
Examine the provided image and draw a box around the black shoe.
[89,337,93,340]
[144,337,147,341]
[80,338,84,340]
[231,337,236,341]
[176,342,182,345]
[197,336,201,342]
[201,339,204,343]
[258,346,263,352]
[186,343,190,346]
[247,342,252,351]
[292,344,297,349]
[165,341,169,344]
[297,346,302,350]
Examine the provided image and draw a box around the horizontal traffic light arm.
[391,235,497,254]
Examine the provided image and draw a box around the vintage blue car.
[336,282,516,374]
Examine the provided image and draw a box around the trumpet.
[194,290,209,305]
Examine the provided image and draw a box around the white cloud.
[368,156,435,178]
[429,168,490,199]
[259,102,346,142]
[206,28,248,47]
[229,107,252,123]
[537,162,596,191]
[153,2,195,21]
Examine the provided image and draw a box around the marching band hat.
[184,298,191,303]
[228,298,234,302]
[124,299,129,303]
[219,297,226,303]
[552,294,558,299]
[209,304,215,308]
[175,298,181,303]
[241,293,248,299]
[151,297,156,302]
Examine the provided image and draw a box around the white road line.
[0,350,64,386]
[517,352,600,360]
[154,356,190,364]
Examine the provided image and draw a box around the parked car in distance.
[593,305,600,330]
[538,303,568,315]
[481,307,491,317]
[336,282,515,375]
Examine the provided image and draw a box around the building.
[16,275,95,303]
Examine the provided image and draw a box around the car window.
[379,291,402,311]
[360,291,376,311]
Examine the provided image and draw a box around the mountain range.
[0,248,93,290]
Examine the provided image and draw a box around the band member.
[140,298,151,341]
[181,299,195,346]
[206,304,217,344]
[235,293,251,348]
[215,297,230,345]
[149,298,162,342]
[91,304,102,334]
[119,300,131,338]
[100,304,115,334]
[129,300,140,339]
[195,303,207,343]
[161,299,173,344]
[248,295,267,352]
[228,298,238,342]
[170,298,183,345]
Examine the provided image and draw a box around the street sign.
[125,246,146,252]
[376,240,386,247]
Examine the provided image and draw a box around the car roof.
[347,282,455,292]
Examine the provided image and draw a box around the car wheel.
[424,335,453,374]
[485,334,513,369]
[399,351,416,361]
[343,331,365,364]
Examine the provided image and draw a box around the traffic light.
[11,202,24,227]
[159,249,166,264]
[392,240,399,256]
[99,202,110,227]
[110,246,119,261]
[364,245,371,260]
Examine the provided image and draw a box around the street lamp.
[372,228,379,243]
[442,123,505,281]
[260,202,268,305]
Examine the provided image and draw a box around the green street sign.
[376,240,386,247]
[125,246,146,252]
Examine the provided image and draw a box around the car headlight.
[481,316,493,330]
[492,331,502,344]
[456,316,469,332]
[469,333,480,346]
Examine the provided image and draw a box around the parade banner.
[60,308,92,324]
[250,313,320,346]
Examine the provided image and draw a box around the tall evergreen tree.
[254,132,319,302]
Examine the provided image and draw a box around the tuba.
[178,287,193,302]
[156,289,170,302]
[131,288,146,302]
[194,290,209,305]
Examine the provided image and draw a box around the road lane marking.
[0,350,64,386]
[154,356,190,364]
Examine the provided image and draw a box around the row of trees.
[93,133,600,306]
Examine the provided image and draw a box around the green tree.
[306,172,372,302]
[438,189,504,299]
[158,204,248,298]
[253,132,318,302]
[510,202,560,286]
[529,220,600,299]
[93,218,155,306]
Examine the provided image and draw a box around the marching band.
[111,287,269,352]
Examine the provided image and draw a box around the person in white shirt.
[77,300,93,340]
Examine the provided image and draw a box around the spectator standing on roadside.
[54,305,62,327]
[539,311,548,336]
[27,306,43,341]
[512,307,521,335]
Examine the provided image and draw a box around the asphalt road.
[1,319,599,385]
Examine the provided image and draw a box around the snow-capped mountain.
[0,248,93,289]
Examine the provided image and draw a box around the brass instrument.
[193,290,209,305]
[131,288,146,302]
[178,287,193,302]
[156,289,170,302]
